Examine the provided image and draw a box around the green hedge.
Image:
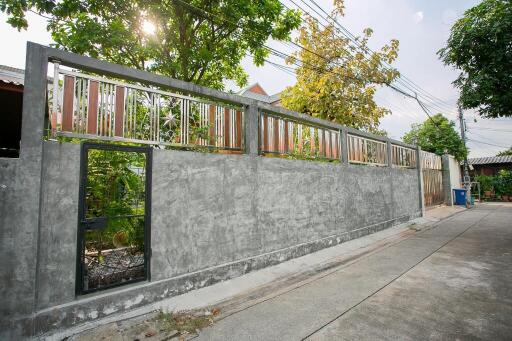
[475,170,512,195]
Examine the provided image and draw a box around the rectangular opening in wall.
[77,143,151,294]
[0,75,23,158]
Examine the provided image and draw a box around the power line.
[172,0,453,133]
[467,138,509,149]
[286,0,451,116]
[466,126,512,133]
[300,0,458,115]
[467,130,511,147]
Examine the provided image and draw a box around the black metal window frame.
[76,141,152,295]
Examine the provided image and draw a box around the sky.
[1,0,511,158]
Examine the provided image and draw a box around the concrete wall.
[151,150,420,279]
[442,154,463,205]
[0,141,421,338]
[0,43,424,339]
[449,156,462,190]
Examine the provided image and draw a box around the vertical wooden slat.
[326,131,331,158]
[310,128,315,155]
[263,115,269,152]
[235,110,242,149]
[354,137,359,161]
[283,121,289,153]
[333,133,338,159]
[318,129,324,157]
[324,131,328,158]
[298,125,303,153]
[356,138,361,162]
[223,108,230,148]
[114,86,125,137]
[351,136,355,161]
[273,117,280,152]
[348,136,352,161]
[325,131,329,158]
[288,123,294,152]
[62,76,75,132]
[208,105,216,146]
[87,81,99,134]
[323,131,328,158]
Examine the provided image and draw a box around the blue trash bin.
[453,189,467,205]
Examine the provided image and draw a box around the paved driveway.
[197,203,512,340]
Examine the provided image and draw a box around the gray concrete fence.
[0,43,427,339]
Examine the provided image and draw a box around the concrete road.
[196,203,512,340]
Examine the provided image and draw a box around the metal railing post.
[244,100,259,156]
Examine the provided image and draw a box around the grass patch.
[155,309,218,335]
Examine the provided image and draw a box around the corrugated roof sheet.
[0,65,25,85]
[467,155,512,165]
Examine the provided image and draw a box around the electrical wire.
[466,138,509,149]
[466,126,512,133]
[171,0,459,136]
[302,0,458,115]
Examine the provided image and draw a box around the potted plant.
[493,170,512,201]
[476,175,493,199]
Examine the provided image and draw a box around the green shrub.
[475,171,512,196]
[475,175,494,192]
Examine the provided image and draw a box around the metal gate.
[77,142,152,294]
[421,151,444,207]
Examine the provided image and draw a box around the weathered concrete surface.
[36,142,81,310]
[0,43,49,340]
[193,203,512,340]
[46,205,457,341]
[151,149,420,280]
[0,158,22,317]
[10,143,419,338]
[0,43,426,339]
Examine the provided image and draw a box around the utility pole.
[458,103,471,207]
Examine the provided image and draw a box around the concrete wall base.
[10,211,419,338]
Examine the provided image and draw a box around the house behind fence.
[0,43,457,339]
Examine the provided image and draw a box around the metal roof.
[467,155,512,165]
[0,65,25,86]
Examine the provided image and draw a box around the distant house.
[237,83,282,106]
[465,156,512,176]
[0,65,24,157]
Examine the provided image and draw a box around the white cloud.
[413,11,424,24]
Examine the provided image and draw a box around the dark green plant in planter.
[492,170,512,200]
[500,170,512,198]
[475,175,494,192]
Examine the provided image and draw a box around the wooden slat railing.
[259,112,341,160]
[347,134,387,166]
[49,64,243,151]
[392,145,417,168]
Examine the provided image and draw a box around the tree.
[0,0,300,90]
[497,147,512,156]
[279,0,399,133]
[402,114,468,160]
[438,0,512,118]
